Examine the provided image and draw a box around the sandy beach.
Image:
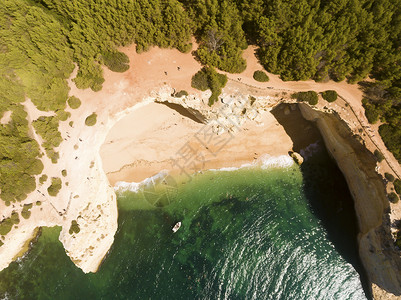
[101,102,294,185]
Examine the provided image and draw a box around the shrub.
[85,113,97,126]
[321,90,338,102]
[374,149,385,162]
[191,70,209,91]
[49,150,60,164]
[36,201,42,206]
[0,105,43,203]
[21,210,31,219]
[56,110,71,121]
[362,99,379,124]
[385,172,395,182]
[174,90,189,98]
[249,96,256,105]
[10,212,19,225]
[0,218,14,236]
[293,91,318,105]
[21,204,33,219]
[32,116,63,162]
[379,124,401,163]
[365,107,379,124]
[67,96,81,109]
[39,174,48,184]
[69,220,80,235]
[191,67,227,106]
[394,179,401,195]
[47,177,62,197]
[61,169,67,177]
[102,51,130,73]
[253,70,269,82]
[27,160,44,175]
[388,192,399,203]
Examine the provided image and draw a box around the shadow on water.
[271,103,372,299]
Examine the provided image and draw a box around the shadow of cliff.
[271,103,372,299]
[156,102,206,124]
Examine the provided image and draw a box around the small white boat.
[172,222,181,233]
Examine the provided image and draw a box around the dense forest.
[1,0,401,203]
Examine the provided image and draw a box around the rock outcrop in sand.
[299,103,401,299]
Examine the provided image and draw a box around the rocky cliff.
[299,103,401,299]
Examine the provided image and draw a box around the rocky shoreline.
[299,103,401,299]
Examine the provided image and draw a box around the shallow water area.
[0,156,367,299]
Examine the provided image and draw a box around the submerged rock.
[289,151,304,165]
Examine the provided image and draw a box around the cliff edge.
[299,103,401,299]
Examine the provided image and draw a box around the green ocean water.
[0,154,368,299]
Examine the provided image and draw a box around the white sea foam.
[114,170,169,193]
[209,163,253,172]
[209,154,294,173]
[114,155,294,191]
[259,154,294,169]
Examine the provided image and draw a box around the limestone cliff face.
[58,154,118,273]
[299,103,401,299]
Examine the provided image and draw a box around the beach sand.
[101,102,294,185]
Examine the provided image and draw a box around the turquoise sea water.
[0,155,367,299]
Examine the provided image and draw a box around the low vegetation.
[253,70,270,82]
[67,96,81,110]
[32,116,62,163]
[47,177,62,197]
[191,67,227,106]
[56,110,71,122]
[374,150,385,162]
[0,106,43,203]
[102,51,130,73]
[362,99,380,124]
[39,174,48,184]
[69,220,80,235]
[321,90,338,102]
[85,113,97,126]
[173,90,189,98]
[394,179,401,195]
[385,172,395,182]
[388,192,399,204]
[292,91,319,106]
[0,212,20,236]
[21,204,33,219]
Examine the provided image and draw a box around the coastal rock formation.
[289,151,304,165]
[299,103,401,299]
[152,87,283,136]
[58,155,117,273]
